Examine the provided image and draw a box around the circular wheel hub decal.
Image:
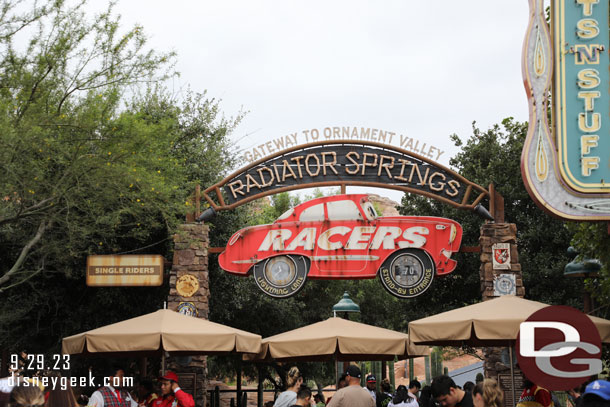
[253,255,309,298]
[379,250,435,298]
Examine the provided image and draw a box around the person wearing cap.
[88,366,138,407]
[364,375,377,401]
[327,365,375,407]
[151,371,194,407]
[582,380,610,407]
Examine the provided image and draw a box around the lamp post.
[332,292,361,387]
[332,291,360,319]
[564,246,601,313]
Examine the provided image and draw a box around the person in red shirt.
[151,372,194,407]
[516,375,552,407]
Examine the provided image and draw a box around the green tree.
[0,0,175,291]
[0,0,242,355]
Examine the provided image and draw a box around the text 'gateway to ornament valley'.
[241,127,445,163]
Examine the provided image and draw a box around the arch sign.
[203,141,492,299]
[203,140,488,212]
[521,0,610,220]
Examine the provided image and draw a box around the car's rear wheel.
[253,255,309,298]
[378,249,435,299]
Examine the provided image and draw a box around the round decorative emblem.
[494,274,516,295]
[176,274,199,297]
[177,301,198,317]
[379,249,435,299]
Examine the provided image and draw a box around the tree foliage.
[0,0,242,353]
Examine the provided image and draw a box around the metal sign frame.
[203,140,490,213]
[521,0,610,220]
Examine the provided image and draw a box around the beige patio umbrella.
[246,317,429,362]
[408,295,610,346]
[407,295,610,407]
[62,309,262,356]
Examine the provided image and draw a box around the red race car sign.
[219,194,463,298]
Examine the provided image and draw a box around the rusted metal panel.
[218,194,463,298]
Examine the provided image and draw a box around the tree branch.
[0,197,54,226]
[0,220,48,288]
[0,267,44,293]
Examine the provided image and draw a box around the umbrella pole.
[335,355,339,389]
[237,358,242,407]
[161,352,166,375]
[509,343,516,407]
[257,365,264,407]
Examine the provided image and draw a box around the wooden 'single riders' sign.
[204,141,488,212]
[86,255,163,286]
[521,0,610,220]
[219,194,463,299]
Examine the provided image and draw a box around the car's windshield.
[276,207,294,221]
[326,200,363,220]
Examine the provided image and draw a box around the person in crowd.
[8,383,45,407]
[431,375,473,407]
[151,371,193,407]
[337,374,347,390]
[328,365,374,407]
[582,380,610,407]
[1,376,13,407]
[45,374,78,407]
[389,385,418,407]
[326,373,348,405]
[274,367,303,407]
[289,385,312,407]
[314,394,326,407]
[136,380,157,407]
[88,366,138,407]
[418,386,433,407]
[472,379,503,407]
[377,379,393,407]
[515,372,551,407]
[77,394,89,407]
[568,383,586,407]
[462,383,474,396]
[364,375,377,402]
[409,380,422,402]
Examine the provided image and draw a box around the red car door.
[311,199,373,278]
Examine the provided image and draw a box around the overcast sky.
[111,1,531,202]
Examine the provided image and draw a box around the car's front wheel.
[252,255,309,298]
[378,249,435,299]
